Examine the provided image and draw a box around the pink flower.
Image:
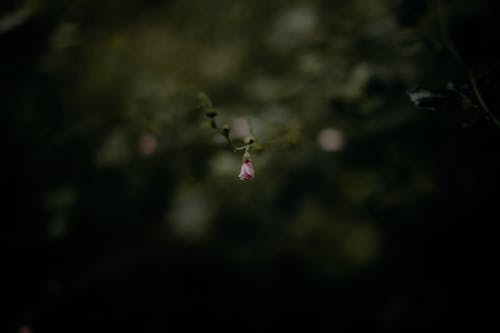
[238,159,255,181]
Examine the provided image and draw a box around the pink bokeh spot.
[238,159,255,181]
[19,325,31,333]
[138,134,158,156]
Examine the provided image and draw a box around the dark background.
[2,0,499,331]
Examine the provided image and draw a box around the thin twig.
[468,69,500,127]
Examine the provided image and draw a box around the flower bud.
[205,108,218,118]
[222,124,230,137]
[238,159,255,181]
[197,92,213,110]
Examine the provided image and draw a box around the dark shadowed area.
[2,0,500,331]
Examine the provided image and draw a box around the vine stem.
[468,69,500,127]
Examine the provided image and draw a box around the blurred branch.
[435,0,464,65]
[0,0,38,34]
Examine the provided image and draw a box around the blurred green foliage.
[2,0,500,331]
